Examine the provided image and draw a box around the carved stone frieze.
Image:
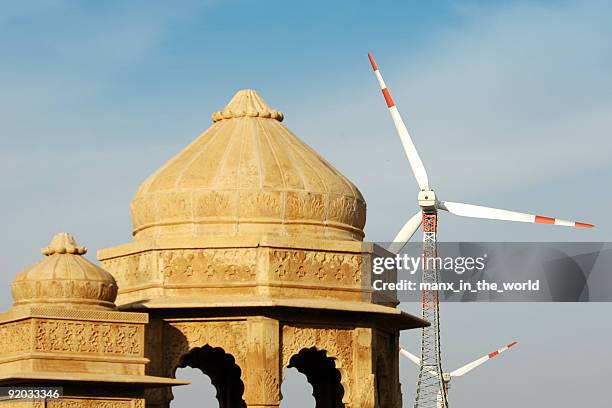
[47,398,133,408]
[34,319,142,356]
[0,401,44,408]
[101,244,366,306]
[102,253,156,290]
[161,249,257,283]
[285,192,325,221]
[11,280,117,308]
[270,249,362,285]
[0,398,139,408]
[0,320,31,354]
[327,195,366,228]
[239,190,281,218]
[103,247,263,296]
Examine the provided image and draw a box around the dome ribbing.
[131,90,366,241]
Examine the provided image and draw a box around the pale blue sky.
[1,1,611,407]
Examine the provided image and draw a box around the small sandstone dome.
[11,233,118,309]
[131,89,366,241]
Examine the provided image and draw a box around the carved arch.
[281,326,353,405]
[176,344,246,408]
[286,347,345,407]
[163,321,248,406]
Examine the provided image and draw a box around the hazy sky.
[1,1,610,407]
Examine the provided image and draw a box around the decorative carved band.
[131,189,366,240]
[270,249,362,285]
[25,307,148,323]
[102,254,156,289]
[160,249,257,283]
[47,398,133,408]
[34,320,143,356]
[103,246,364,296]
[11,280,117,309]
[0,400,137,408]
[0,321,31,353]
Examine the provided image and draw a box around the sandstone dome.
[131,89,366,241]
[11,233,118,309]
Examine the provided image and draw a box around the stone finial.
[212,89,284,122]
[41,232,87,256]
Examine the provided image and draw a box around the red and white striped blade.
[368,52,430,191]
[450,341,518,377]
[388,211,422,254]
[438,201,594,228]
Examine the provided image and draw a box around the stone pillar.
[244,317,281,408]
[144,318,172,408]
[373,329,403,408]
[351,327,377,408]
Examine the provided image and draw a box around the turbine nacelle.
[417,189,437,210]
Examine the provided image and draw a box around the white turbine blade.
[368,53,430,190]
[450,341,518,377]
[399,348,421,366]
[399,348,438,377]
[438,201,594,229]
[388,211,422,254]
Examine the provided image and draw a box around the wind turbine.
[400,342,517,407]
[367,52,593,408]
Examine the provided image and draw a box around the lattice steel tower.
[414,211,447,408]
